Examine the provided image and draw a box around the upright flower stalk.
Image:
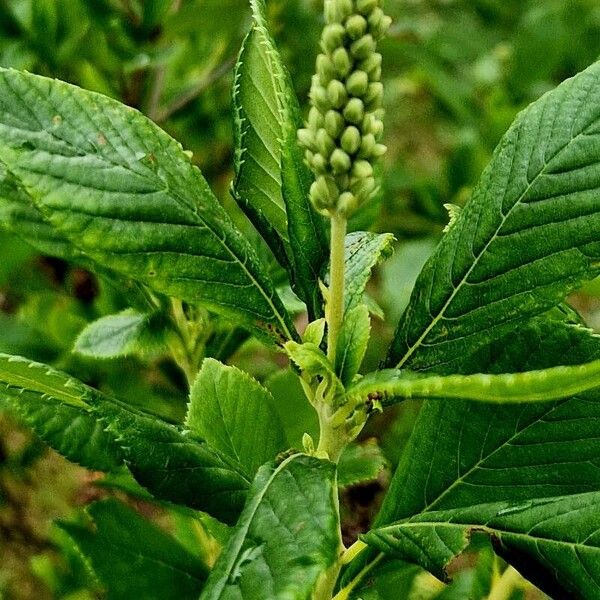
[299,0,390,364]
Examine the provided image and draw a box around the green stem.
[327,213,347,365]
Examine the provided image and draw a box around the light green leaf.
[200,454,340,600]
[338,440,389,489]
[62,499,208,600]
[186,358,287,477]
[336,304,370,386]
[74,309,166,359]
[0,353,122,472]
[233,0,327,318]
[0,160,79,259]
[0,353,250,523]
[364,492,600,599]
[348,357,600,406]
[302,318,326,346]
[0,67,296,346]
[387,60,600,370]
[331,232,395,314]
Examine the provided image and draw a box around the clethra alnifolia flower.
[298,0,391,216]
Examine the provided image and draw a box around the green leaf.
[346,318,600,588]
[74,309,166,359]
[364,492,600,599]
[62,499,208,600]
[200,454,340,600]
[0,353,122,472]
[336,304,370,386]
[387,61,600,370]
[0,67,296,346]
[333,232,395,314]
[338,440,389,489]
[0,160,78,259]
[347,357,600,406]
[0,353,250,523]
[186,358,287,477]
[233,0,327,318]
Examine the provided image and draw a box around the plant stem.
[327,212,347,365]
[487,566,524,600]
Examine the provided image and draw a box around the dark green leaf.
[0,67,296,345]
[387,61,600,370]
[200,454,340,599]
[233,0,327,318]
[62,499,208,600]
[364,492,600,599]
[338,440,388,489]
[186,358,287,477]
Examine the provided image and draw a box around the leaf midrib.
[396,112,598,369]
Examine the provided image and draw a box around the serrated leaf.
[200,454,340,600]
[0,353,250,523]
[328,232,395,315]
[347,357,600,406]
[74,309,166,359]
[0,67,296,346]
[387,61,600,370]
[336,304,370,386]
[186,358,287,477]
[233,0,327,318]
[0,353,122,471]
[62,499,208,600]
[338,440,389,489]
[343,318,600,591]
[364,492,600,599]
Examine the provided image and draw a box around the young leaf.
[0,353,250,523]
[62,499,208,600]
[0,68,296,346]
[200,454,340,599]
[336,304,370,386]
[186,358,287,477]
[326,232,394,314]
[74,309,166,359]
[363,492,600,599]
[347,358,600,406]
[387,60,600,370]
[233,0,327,318]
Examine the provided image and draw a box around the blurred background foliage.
[0,0,599,597]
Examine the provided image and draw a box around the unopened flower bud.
[358,133,376,157]
[325,0,353,23]
[330,148,352,174]
[338,191,357,215]
[311,85,330,112]
[346,70,369,96]
[327,79,348,108]
[345,14,367,40]
[311,153,328,173]
[364,81,384,109]
[367,8,391,39]
[311,175,339,209]
[298,128,316,151]
[322,23,346,52]
[351,34,376,59]
[317,129,336,157]
[308,106,324,130]
[316,54,336,84]
[324,110,344,139]
[373,143,387,157]
[332,48,352,78]
[343,98,365,124]
[352,159,373,179]
[341,126,361,154]
[359,53,382,77]
[356,0,377,15]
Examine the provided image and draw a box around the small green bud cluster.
[298,0,390,216]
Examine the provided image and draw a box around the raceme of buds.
[298,0,390,216]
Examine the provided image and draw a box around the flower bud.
[364,81,384,109]
[308,106,324,130]
[311,175,339,210]
[322,23,346,52]
[327,79,348,108]
[352,159,373,179]
[330,148,352,174]
[359,52,382,77]
[324,110,345,139]
[298,128,316,151]
[369,10,392,39]
[341,126,361,154]
[373,143,387,157]
[345,14,367,40]
[317,129,335,157]
[325,0,353,23]
[356,0,377,15]
[358,133,376,158]
[343,98,364,124]
[338,191,358,215]
[311,153,328,173]
[346,70,369,97]
[332,48,352,78]
[316,54,336,84]
[311,85,330,112]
